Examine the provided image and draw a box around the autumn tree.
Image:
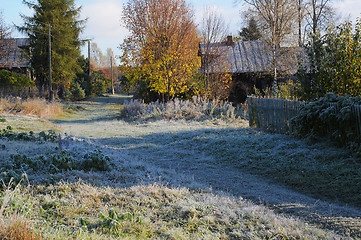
[90,44,118,94]
[198,6,231,99]
[105,48,118,94]
[19,0,85,98]
[121,0,200,102]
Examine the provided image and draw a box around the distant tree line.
[0,0,359,103]
[0,0,119,101]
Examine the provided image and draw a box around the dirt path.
[53,95,361,239]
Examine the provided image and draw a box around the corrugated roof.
[200,40,306,75]
[0,38,30,69]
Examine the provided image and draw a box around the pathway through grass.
[49,94,361,238]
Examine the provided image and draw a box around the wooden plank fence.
[354,104,361,138]
[247,97,305,134]
[247,96,361,140]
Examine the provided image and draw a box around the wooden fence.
[247,97,361,139]
[247,97,305,134]
[354,104,361,139]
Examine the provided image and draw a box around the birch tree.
[239,0,298,97]
[90,42,106,69]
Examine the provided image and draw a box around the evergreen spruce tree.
[18,0,86,97]
[239,17,262,41]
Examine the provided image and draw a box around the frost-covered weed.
[0,126,58,142]
[0,182,342,239]
[0,149,112,185]
[120,96,247,122]
[0,131,113,186]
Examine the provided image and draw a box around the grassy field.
[0,94,360,239]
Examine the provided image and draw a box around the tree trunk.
[298,0,302,46]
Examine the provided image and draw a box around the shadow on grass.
[93,127,361,237]
[2,123,361,237]
[96,127,361,210]
[84,94,133,105]
[30,93,361,237]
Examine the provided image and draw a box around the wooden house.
[199,37,306,102]
[0,38,31,77]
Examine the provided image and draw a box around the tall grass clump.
[0,97,63,118]
[0,180,43,240]
[120,96,247,122]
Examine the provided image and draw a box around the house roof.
[0,38,30,69]
[199,40,307,75]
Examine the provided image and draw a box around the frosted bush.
[120,97,247,122]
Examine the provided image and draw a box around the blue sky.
[2,0,360,60]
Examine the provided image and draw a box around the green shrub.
[0,70,34,91]
[70,82,86,101]
[91,71,110,95]
[297,20,361,100]
[80,150,111,171]
[0,149,112,185]
[63,88,72,101]
[292,93,361,155]
[63,82,86,101]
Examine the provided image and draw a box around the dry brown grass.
[0,180,43,240]
[0,97,63,119]
[0,214,43,240]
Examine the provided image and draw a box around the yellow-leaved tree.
[121,0,200,102]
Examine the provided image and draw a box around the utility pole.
[110,56,114,95]
[48,24,53,101]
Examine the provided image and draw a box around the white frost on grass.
[3,102,360,238]
[57,119,361,217]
